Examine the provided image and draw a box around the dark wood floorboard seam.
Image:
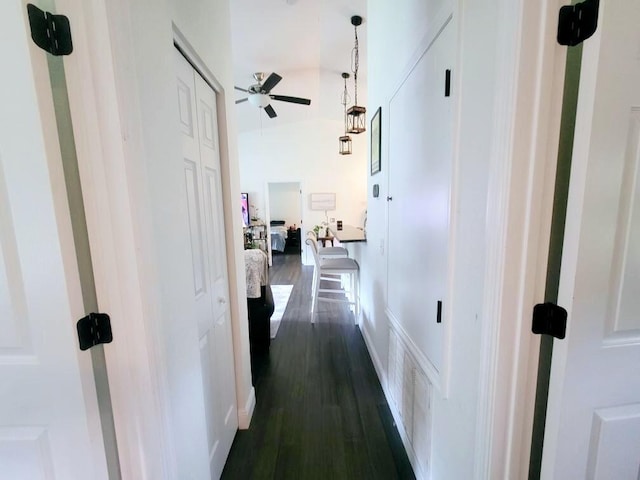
[222,253,415,480]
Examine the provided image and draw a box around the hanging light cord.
[341,76,351,134]
[351,24,360,105]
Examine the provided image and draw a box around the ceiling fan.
[235,72,311,118]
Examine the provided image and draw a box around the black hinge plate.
[27,4,73,56]
[77,313,113,351]
[557,0,599,47]
[532,303,567,339]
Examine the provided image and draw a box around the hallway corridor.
[221,254,415,479]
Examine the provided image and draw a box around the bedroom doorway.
[265,182,303,266]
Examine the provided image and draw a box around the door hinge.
[77,313,113,351]
[27,4,73,56]
[557,0,599,47]
[532,302,567,339]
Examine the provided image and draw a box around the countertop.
[328,225,366,243]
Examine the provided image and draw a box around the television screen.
[241,192,250,227]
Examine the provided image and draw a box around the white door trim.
[172,27,255,430]
[57,1,256,478]
[473,0,568,478]
[56,0,176,477]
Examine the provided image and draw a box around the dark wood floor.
[221,253,415,480]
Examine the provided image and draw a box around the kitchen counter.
[328,225,366,243]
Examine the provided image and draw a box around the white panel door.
[387,18,454,376]
[0,2,108,479]
[194,70,238,478]
[542,2,640,478]
[175,50,237,480]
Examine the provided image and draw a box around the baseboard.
[237,386,256,429]
[360,319,385,386]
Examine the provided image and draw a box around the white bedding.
[270,226,288,252]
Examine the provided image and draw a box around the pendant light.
[346,15,366,134]
[339,72,352,155]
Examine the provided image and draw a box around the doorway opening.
[265,181,303,265]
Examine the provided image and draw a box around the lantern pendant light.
[346,15,366,134]
[339,72,352,155]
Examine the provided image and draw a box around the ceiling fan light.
[248,93,270,108]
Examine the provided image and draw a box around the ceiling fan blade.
[261,73,282,93]
[235,98,248,104]
[270,95,311,105]
[234,86,248,92]
[264,104,277,118]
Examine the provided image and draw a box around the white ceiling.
[230,0,367,132]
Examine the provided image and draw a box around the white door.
[387,19,454,377]
[542,2,640,478]
[0,1,109,479]
[175,50,238,479]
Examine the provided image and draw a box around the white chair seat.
[319,258,358,271]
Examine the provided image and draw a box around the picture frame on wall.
[370,107,381,175]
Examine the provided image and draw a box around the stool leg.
[311,269,320,323]
[355,271,360,323]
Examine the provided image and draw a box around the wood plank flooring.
[222,252,415,480]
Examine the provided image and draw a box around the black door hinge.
[77,313,113,351]
[557,0,599,47]
[27,4,73,56]
[532,303,567,339]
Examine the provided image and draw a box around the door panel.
[607,108,640,338]
[184,159,207,298]
[0,1,108,478]
[387,18,454,376]
[193,70,237,479]
[542,1,640,478]
[175,50,237,480]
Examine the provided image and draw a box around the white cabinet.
[386,14,455,383]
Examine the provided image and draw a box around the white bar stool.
[306,236,359,323]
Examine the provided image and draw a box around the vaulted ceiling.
[230,0,367,132]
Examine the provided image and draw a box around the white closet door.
[0,1,109,478]
[194,69,238,479]
[175,50,237,480]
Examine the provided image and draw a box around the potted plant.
[313,222,328,237]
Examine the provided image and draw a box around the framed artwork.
[309,192,336,211]
[370,107,381,175]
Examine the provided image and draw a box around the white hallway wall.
[93,0,252,476]
[356,0,501,479]
[238,117,367,263]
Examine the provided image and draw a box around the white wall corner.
[237,386,256,430]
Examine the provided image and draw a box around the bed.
[270,220,288,253]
